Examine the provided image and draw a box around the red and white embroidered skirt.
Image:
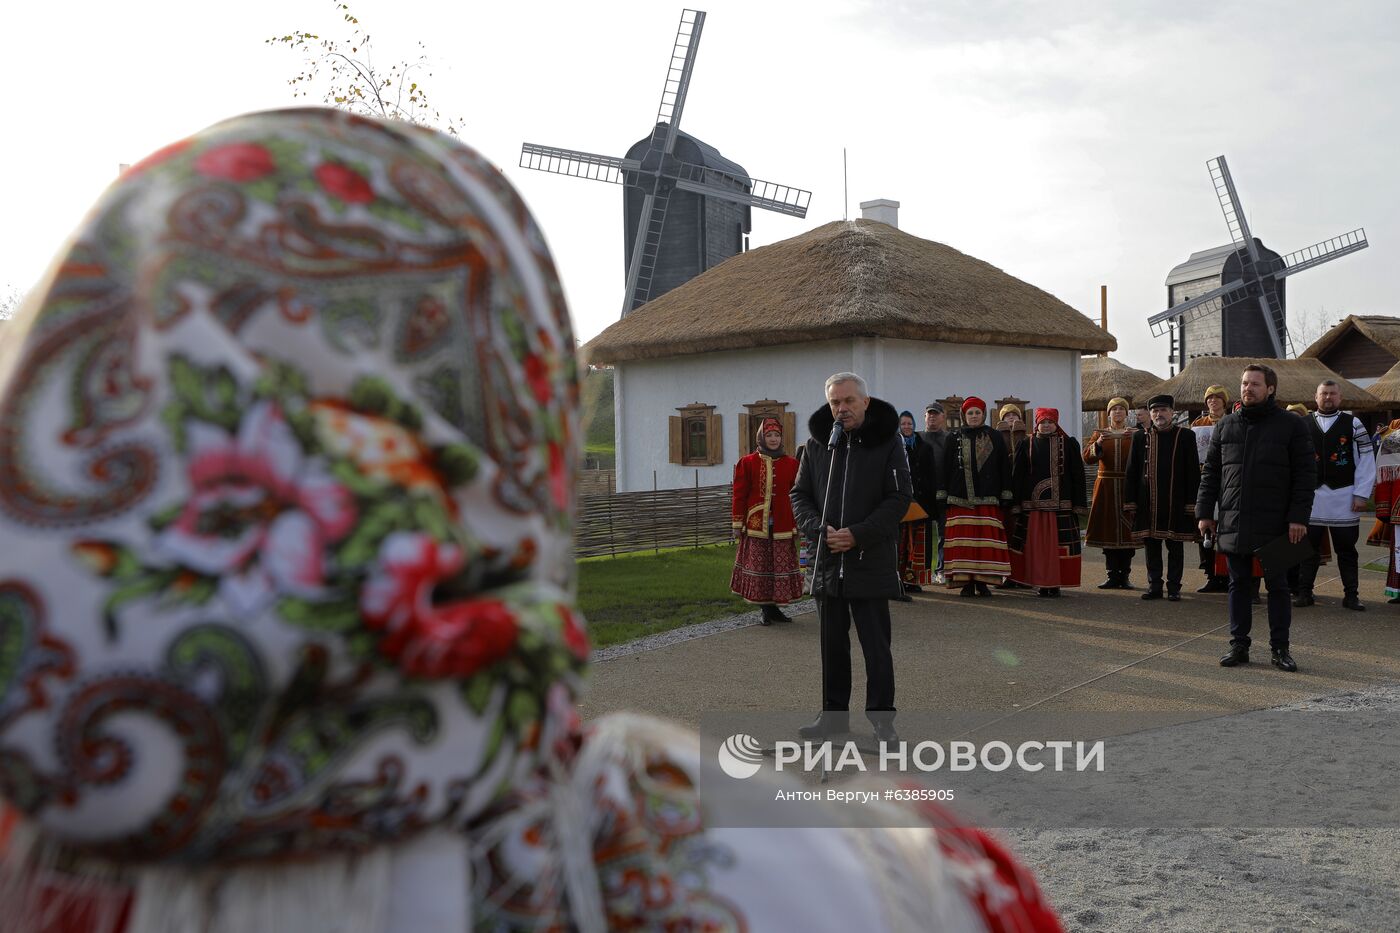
[943,504,1011,584]
[730,535,804,605]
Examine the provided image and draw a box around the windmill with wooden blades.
[519,8,812,316]
[1148,155,1368,373]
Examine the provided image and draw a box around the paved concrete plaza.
[581,541,1400,932]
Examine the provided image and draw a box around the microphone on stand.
[827,421,846,450]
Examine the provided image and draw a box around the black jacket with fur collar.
[790,398,913,599]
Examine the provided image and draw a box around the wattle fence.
[572,466,1103,559]
[575,472,733,558]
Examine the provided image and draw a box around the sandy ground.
[581,540,1400,931]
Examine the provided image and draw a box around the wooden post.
[694,469,701,549]
[1099,284,1108,357]
[1098,285,1109,428]
[606,483,616,559]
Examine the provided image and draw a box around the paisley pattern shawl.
[0,109,587,864]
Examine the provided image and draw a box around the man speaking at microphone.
[791,372,912,745]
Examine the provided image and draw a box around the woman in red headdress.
[1008,408,1088,596]
[937,397,1013,596]
[731,417,804,623]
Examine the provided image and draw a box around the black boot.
[1219,643,1249,666]
[1271,646,1298,672]
[959,583,976,597]
[1196,576,1229,594]
[1343,594,1366,611]
[1097,576,1118,590]
[1292,591,1315,608]
[762,604,792,624]
[1119,572,1136,590]
[975,582,992,597]
[798,711,850,739]
[870,712,899,746]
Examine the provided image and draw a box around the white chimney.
[859,198,900,229]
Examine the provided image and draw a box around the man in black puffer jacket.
[1197,364,1316,672]
[791,372,912,743]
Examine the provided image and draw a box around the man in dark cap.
[920,402,949,583]
[1198,364,1316,672]
[1124,395,1200,601]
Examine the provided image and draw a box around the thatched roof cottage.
[584,210,1114,491]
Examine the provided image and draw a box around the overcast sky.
[3,0,1396,376]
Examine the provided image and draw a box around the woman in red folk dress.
[731,417,804,623]
[1008,408,1088,597]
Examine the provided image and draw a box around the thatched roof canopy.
[584,219,1116,364]
[1144,357,1381,411]
[1299,314,1400,361]
[1080,356,1164,410]
[1364,360,1400,406]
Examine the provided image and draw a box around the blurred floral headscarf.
[0,108,587,864]
[0,109,1064,933]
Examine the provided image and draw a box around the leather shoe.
[1343,595,1366,611]
[798,712,849,739]
[975,582,993,597]
[1120,576,1137,590]
[1219,644,1249,666]
[1097,578,1117,590]
[1167,589,1181,602]
[1141,590,1164,601]
[871,717,899,745]
[1293,592,1315,608]
[1196,577,1230,594]
[959,583,976,597]
[1271,647,1298,672]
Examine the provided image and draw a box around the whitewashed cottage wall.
[614,337,1082,492]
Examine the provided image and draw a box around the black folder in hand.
[1255,534,1316,576]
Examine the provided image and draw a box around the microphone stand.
[809,424,844,597]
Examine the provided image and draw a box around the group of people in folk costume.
[731,369,1397,629]
[1083,394,1201,599]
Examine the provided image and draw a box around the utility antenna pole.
[843,147,848,221]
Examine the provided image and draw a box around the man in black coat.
[919,402,950,583]
[1198,364,1316,672]
[791,372,912,743]
[1123,395,1201,601]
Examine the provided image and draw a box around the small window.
[669,403,722,466]
[686,417,708,462]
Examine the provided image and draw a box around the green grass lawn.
[577,543,759,647]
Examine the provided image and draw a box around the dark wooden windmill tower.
[520,9,811,316]
[1148,155,1368,374]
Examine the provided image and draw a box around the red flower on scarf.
[195,143,276,182]
[315,162,375,203]
[398,598,520,679]
[362,533,523,678]
[559,606,589,661]
[548,441,569,509]
[524,354,552,404]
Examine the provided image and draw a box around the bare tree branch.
[266,0,463,135]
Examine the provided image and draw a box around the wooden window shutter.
[781,412,798,456]
[706,413,723,464]
[668,416,683,464]
[736,413,751,458]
